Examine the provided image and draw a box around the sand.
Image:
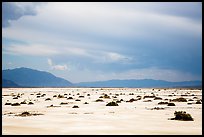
[2,88,202,135]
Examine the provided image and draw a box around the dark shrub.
[196,100,201,104]
[13,97,18,99]
[171,97,187,102]
[116,100,121,103]
[84,102,89,104]
[188,99,194,101]
[106,101,118,106]
[37,96,41,98]
[79,96,84,98]
[87,94,90,96]
[187,103,192,105]
[20,101,27,104]
[28,102,34,105]
[126,98,137,102]
[154,97,162,100]
[53,95,57,97]
[5,102,11,105]
[58,94,64,98]
[158,102,168,105]
[168,103,175,106]
[75,99,81,101]
[11,103,20,106]
[143,95,155,99]
[96,99,104,102]
[72,105,79,108]
[104,94,110,99]
[45,98,51,101]
[60,102,68,105]
[67,97,73,99]
[170,111,194,121]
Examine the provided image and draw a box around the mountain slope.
[75,79,202,88]
[2,67,73,87]
[2,79,20,87]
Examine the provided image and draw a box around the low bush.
[106,101,118,106]
[170,111,193,121]
[167,103,175,106]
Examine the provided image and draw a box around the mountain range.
[2,67,202,88]
[2,67,72,87]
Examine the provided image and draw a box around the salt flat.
[2,88,202,135]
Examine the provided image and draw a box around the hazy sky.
[2,2,202,83]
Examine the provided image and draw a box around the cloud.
[3,44,59,56]
[2,2,45,27]
[47,58,68,71]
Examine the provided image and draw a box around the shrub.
[170,111,194,121]
[20,101,27,104]
[60,102,68,105]
[84,102,89,104]
[67,97,73,99]
[167,103,175,106]
[53,95,57,97]
[158,102,168,105]
[154,97,162,100]
[45,98,51,101]
[143,95,155,99]
[96,99,104,102]
[196,100,201,104]
[11,103,20,106]
[79,96,84,98]
[106,101,118,106]
[5,102,11,105]
[13,97,18,99]
[126,98,137,102]
[75,99,81,101]
[72,105,79,108]
[28,102,34,105]
[171,97,187,102]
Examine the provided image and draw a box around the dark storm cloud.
[2,2,43,27]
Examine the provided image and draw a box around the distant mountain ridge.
[2,79,21,87]
[2,67,202,88]
[75,79,202,88]
[2,67,73,87]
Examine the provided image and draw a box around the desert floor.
[2,88,202,135]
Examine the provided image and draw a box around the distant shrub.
[5,102,11,105]
[13,97,18,99]
[170,111,194,121]
[154,97,162,100]
[45,98,51,101]
[75,99,81,101]
[106,101,118,106]
[11,103,20,106]
[171,97,187,102]
[95,99,104,102]
[60,102,68,105]
[126,98,137,102]
[53,95,57,97]
[67,97,73,99]
[167,103,175,106]
[196,100,201,104]
[20,101,27,104]
[37,96,41,98]
[158,102,168,105]
[28,102,34,105]
[143,95,155,99]
[79,96,84,98]
[84,102,89,104]
[58,94,64,98]
[72,105,79,108]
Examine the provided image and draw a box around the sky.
[2,2,202,83]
